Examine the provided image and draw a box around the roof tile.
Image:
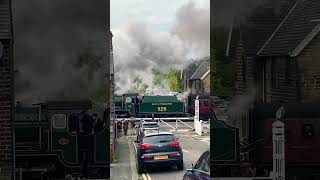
[259,0,320,56]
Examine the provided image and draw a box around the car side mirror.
[175,135,180,140]
[185,164,193,171]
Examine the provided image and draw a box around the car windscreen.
[143,134,175,144]
[142,124,158,128]
[144,130,159,134]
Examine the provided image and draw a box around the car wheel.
[177,161,184,170]
[137,162,144,174]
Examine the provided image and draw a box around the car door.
[196,153,210,179]
[184,151,209,180]
[194,151,210,180]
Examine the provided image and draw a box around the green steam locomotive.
[115,94,185,118]
[14,100,109,179]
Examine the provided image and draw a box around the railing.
[116,117,194,121]
[115,117,213,135]
[159,119,175,130]
[116,117,195,132]
[176,118,194,130]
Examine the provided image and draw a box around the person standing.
[80,111,94,135]
[117,120,122,138]
[123,119,129,136]
[93,113,104,133]
[131,121,135,135]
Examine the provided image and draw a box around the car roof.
[143,129,159,134]
[142,122,158,125]
[144,131,173,137]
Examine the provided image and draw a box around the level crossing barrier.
[116,117,195,132]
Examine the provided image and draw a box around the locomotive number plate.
[157,107,167,112]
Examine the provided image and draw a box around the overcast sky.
[111,0,209,32]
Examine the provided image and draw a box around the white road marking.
[146,173,152,180]
[133,140,137,153]
[182,149,190,153]
[126,136,139,180]
[142,173,147,180]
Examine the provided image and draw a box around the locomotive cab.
[15,100,109,179]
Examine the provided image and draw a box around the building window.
[53,114,67,129]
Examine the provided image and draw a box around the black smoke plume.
[13,0,107,105]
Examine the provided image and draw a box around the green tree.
[128,76,149,94]
[151,68,183,92]
[133,76,143,88]
[151,68,166,88]
[167,69,182,92]
[140,84,149,94]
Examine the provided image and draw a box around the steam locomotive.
[15,100,109,179]
[115,93,212,120]
[212,102,320,180]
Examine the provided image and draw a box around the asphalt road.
[158,121,194,131]
[128,127,209,180]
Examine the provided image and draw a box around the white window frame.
[52,114,67,129]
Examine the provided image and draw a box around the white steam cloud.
[113,0,209,93]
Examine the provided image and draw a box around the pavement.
[110,130,139,180]
[110,126,209,180]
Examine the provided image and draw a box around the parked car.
[183,149,210,180]
[136,131,183,173]
[136,121,160,141]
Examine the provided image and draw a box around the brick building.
[182,60,210,96]
[227,0,320,140]
[0,0,14,179]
